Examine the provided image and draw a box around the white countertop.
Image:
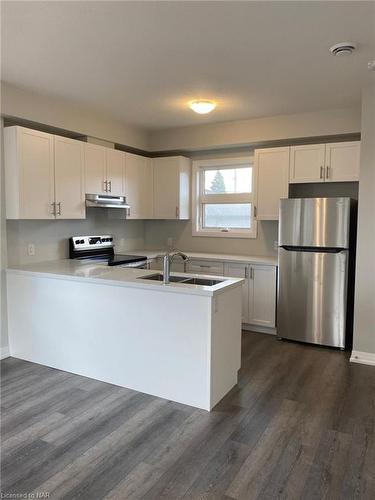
[7,259,243,297]
[125,249,278,266]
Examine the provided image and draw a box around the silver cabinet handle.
[176,206,179,218]
[50,202,56,216]
[103,180,108,192]
[199,265,211,268]
[108,181,112,192]
[249,267,254,279]
[320,166,324,179]
[244,267,248,279]
[254,206,257,218]
[326,166,330,179]
[57,202,61,216]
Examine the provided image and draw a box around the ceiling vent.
[330,42,356,56]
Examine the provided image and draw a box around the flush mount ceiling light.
[368,60,375,71]
[189,100,216,114]
[329,42,356,56]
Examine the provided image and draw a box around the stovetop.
[69,235,147,266]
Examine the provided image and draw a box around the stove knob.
[109,237,113,242]
[75,240,80,245]
[80,240,85,244]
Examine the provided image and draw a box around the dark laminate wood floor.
[1,332,375,500]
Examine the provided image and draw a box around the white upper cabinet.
[153,156,191,219]
[290,141,360,183]
[5,126,55,219]
[54,136,85,219]
[106,149,125,195]
[84,143,125,195]
[325,141,360,182]
[248,265,277,328]
[255,147,289,220]
[125,153,153,219]
[289,144,326,183]
[84,143,107,195]
[4,126,85,220]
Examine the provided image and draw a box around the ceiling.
[2,1,374,131]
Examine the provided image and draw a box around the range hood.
[85,193,130,210]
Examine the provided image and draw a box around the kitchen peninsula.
[6,261,243,410]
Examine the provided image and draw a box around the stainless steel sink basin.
[138,273,223,286]
[182,277,223,286]
[139,273,188,283]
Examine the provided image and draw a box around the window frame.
[192,156,257,239]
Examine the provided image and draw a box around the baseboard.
[0,346,10,360]
[242,324,276,335]
[350,350,375,366]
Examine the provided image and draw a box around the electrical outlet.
[27,243,35,256]
[167,237,175,249]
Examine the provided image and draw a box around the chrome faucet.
[163,251,189,284]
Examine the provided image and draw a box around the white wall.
[149,106,361,151]
[1,82,149,150]
[0,118,9,355]
[6,212,145,266]
[353,82,375,356]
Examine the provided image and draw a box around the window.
[192,157,257,238]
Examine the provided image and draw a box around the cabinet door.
[54,136,85,219]
[125,153,153,219]
[255,147,289,220]
[248,265,277,327]
[84,143,107,195]
[106,149,125,195]
[18,127,55,219]
[224,263,249,323]
[289,144,326,183]
[153,157,179,219]
[187,260,224,276]
[325,141,360,182]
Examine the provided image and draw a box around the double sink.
[138,273,223,287]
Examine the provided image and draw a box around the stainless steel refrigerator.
[277,197,356,348]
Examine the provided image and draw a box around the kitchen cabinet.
[289,144,326,183]
[4,126,55,219]
[248,265,277,328]
[85,143,125,196]
[54,136,85,219]
[224,263,249,322]
[187,259,224,276]
[153,156,191,219]
[255,147,289,220]
[325,142,360,182]
[125,153,153,219]
[289,141,360,184]
[4,126,85,220]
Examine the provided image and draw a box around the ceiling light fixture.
[189,100,216,114]
[329,42,356,56]
[368,60,375,71]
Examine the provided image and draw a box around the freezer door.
[279,198,351,248]
[277,248,348,347]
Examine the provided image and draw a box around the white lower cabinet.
[224,262,277,328]
[248,265,277,328]
[224,263,249,323]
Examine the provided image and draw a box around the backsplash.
[144,219,279,256]
[6,209,145,266]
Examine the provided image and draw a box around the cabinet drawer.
[187,260,224,276]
